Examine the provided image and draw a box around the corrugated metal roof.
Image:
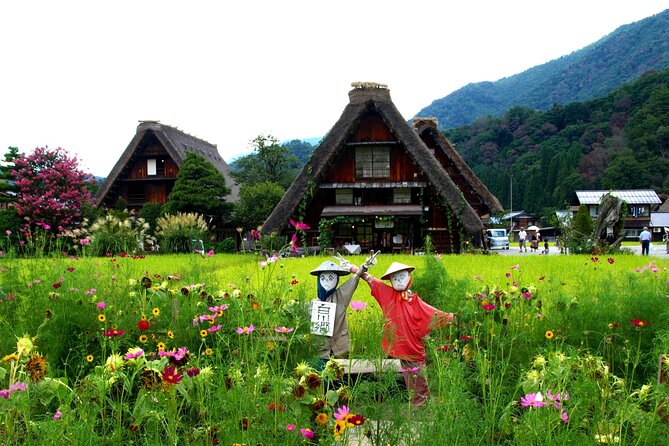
[575,190,661,205]
[650,212,669,228]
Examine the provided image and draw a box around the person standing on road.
[639,227,652,255]
[518,227,527,252]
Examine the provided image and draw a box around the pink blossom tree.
[12,147,95,232]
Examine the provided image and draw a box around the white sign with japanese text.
[310,300,336,337]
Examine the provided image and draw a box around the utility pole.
[509,173,513,233]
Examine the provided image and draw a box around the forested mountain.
[444,67,669,217]
[416,9,669,129]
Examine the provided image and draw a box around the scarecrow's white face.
[319,272,338,292]
[390,270,411,291]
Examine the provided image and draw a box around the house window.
[336,189,353,205]
[589,206,599,218]
[147,159,157,176]
[156,159,165,175]
[629,205,649,217]
[355,146,390,178]
[393,188,411,204]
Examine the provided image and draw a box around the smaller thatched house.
[95,121,239,210]
[263,82,503,253]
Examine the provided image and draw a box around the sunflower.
[138,335,148,343]
[97,314,106,322]
[545,330,555,340]
[26,354,48,382]
[315,413,328,426]
[152,307,160,316]
[86,354,94,362]
[167,330,174,339]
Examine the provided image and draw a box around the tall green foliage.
[230,134,299,189]
[233,181,284,228]
[0,146,19,206]
[164,152,232,219]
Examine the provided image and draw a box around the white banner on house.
[310,300,336,337]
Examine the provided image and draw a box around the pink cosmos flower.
[399,367,420,375]
[289,219,310,230]
[274,326,295,333]
[96,301,106,310]
[52,410,62,420]
[236,325,255,335]
[208,305,228,313]
[334,405,351,420]
[85,288,96,295]
[290,233,299,255]
[207,250,214,257]
[207,324,222,333]
[123,348,144,360]
[299,428,314,439]
[561,411,569,423]
[481,302,496,311]
[285,424,296,431]
[5,230,11,236]
[522,291,533,299]
[520,392,546,407]
[350,300,367,311]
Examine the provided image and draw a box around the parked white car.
[486,229,509,250]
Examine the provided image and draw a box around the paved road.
[491,243,669,258]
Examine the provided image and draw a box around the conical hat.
[310,260,350,276]
[381,262,415,280]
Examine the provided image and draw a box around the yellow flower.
[266,341,275,352]
[204,348,213,356]
[545,330,554,340]
[3,353,19,362]
[334,419,347,440]
[86,354,94,362]
[315,413,328,426]
[200,330,208,337]
[152,307,160,316]
[167,330,174,339]
[139,335,148,343]
[156,342,166,351]
[98,314,106,322]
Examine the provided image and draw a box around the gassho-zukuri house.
[262,82,503,254]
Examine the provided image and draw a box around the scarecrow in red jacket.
[354,255,453,407]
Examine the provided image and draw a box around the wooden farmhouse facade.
[94,121,239,211]
[263,83,503,254]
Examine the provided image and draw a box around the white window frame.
[147,159,157,176]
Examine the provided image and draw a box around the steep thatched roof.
[263,83,484,234]
[413,117,503,214]
[95,121,239,205]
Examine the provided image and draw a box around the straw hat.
[310,261,350,276]
[381,262,415,280]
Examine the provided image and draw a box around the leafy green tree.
[233,181,285,229]
[164,152,232,219]
[231,134,299,189]
[572,204,593,239]
[0,147,20,207]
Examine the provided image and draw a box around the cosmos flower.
[289,219,310,230]
[520,392,546,408]
[349,300,367,311]
[162,365,183,385]
[236,325,255,335]
[274,326,295,333]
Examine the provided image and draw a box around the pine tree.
[164,152,232,218]
[0,147,20,206]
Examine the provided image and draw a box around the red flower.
[348,414,365,426]
[630,318,648,327]
[591,257,600,263]
[607,257,615,264]
[137,320,150,331]
[437,345,451,352]
[52,282,62,289]
[162,365,183,384]
[103,329,126,337]
[66,267,75,272]
[290,279,299,285]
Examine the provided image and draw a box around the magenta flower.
[274,326,295,333]
[208,305,228,313]
[207,250,214,257]
[285,424,296,431]
[334,405,351,420]
[207,324,222,333]
[236,325,255,335]
[399,366,420,374]
[591,256,600,262]
[481,302,496,311]
[103,329,126,337]
[96,301,106,310]
[561,411,569,423]
[520,392,546,408]
[505,272,511,278]
[123,348,144,360]
[290,233,299,255]
[52,410,62,420]
[350,300,368,311]
[289,219,310,230]
[5,230,11,236]
[522,291,533,299]
[186,367,200,378]
[299,428,314,440]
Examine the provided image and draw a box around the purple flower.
[96,301,106,310]
[299,428,314,440]
[334,405,350,420]
[236,325,255,335]
[53,410,63,420]
[207,324,222,333]
[9,382,27,393]
[350,300,368,311]
[0,389,10,399]
[520,392,546,408]
[561,411,569,423]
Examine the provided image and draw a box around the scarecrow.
[309,255,372,361]
[353,254,454,407]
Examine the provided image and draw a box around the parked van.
[486,228,509,250]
